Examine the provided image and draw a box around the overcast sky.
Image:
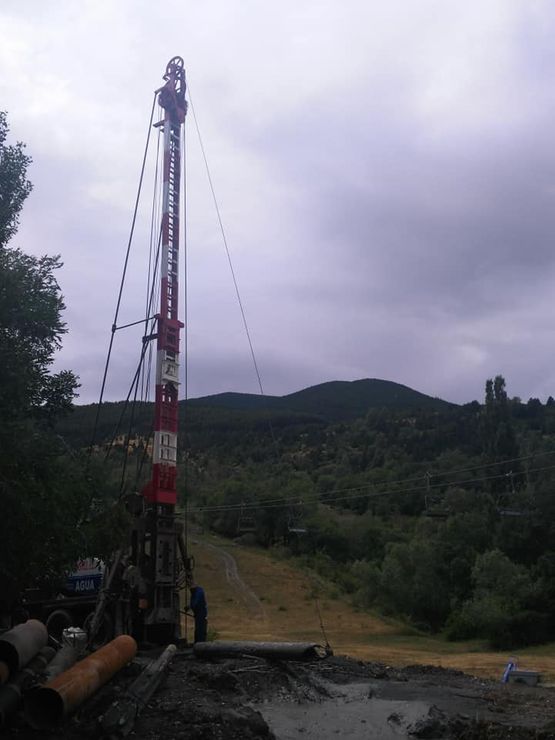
[2,1,555,405]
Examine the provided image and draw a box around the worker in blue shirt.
[189,582,208,643]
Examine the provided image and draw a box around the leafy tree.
[0,114,121,610]
[446,549,541,647]
[0,248,78,419]
[379,538,450,629]
[471,549,533,603]
[0,111,32,246]
[482,376,518,459]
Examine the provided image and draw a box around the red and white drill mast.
[139,57,187,641]
[88,58,191,647]
[144,57,187,506]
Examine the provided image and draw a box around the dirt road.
[195,539,267,620]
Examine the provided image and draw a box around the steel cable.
[89,92,158,454]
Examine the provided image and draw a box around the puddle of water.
[258,683,431,739]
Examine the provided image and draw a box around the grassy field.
[183,533,555,682]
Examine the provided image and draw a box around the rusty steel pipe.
[0,620,48,679]
[25,635,137,730]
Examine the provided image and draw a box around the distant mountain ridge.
[187,378,453,421]
[60,378,453,448]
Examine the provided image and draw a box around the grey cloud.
[4,1,555,406]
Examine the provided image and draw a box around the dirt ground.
[5,650,555,739]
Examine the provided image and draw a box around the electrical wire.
[178,448,555,513]
[181,458,555,515]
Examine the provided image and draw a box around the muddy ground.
[4,651,555,739]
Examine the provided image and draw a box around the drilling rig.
[136,54,188,644]
[86,56,192,646]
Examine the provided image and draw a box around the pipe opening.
[0,646,18,676]
[0,661,9,685]
[25,687,65,730]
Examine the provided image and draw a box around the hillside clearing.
[186,534,555,682]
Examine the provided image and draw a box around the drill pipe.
[0,620,48,678]
[43,645,79,682]
[0,646,56,726]
[193,640,328,661]
[100,644,177,737]
[25,635,137,730]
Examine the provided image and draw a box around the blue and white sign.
[65,558,105,594]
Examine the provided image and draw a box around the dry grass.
[182,534,555,682]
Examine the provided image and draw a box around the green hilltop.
[188,378,452,420]
[59,378,453,447]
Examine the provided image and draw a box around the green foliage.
[0,248,79,420]
[481,375,519,464]
[445,550,542,648]
[0,114,120,609]
[472,549,534,603]
[0,112,32,247]
[378,538,451,629]
[351,559,381,607]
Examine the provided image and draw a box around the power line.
[180,448,555,513]
[182,457,555,515]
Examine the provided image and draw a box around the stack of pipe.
[0,646,56,726]
[0,620,48,683]
[43,626,88,681]
[0,620,50,726]
[43,645,79,682]
[25,635,137,730]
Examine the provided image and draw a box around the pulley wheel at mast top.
[159,56,187,122]
[165,56,184,78]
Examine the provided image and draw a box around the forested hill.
[189,378,452,420]
[63,378,452,446]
